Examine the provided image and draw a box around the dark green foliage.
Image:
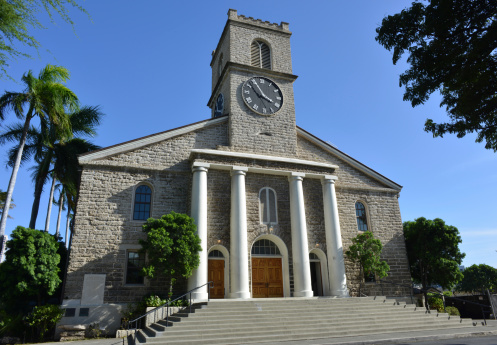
[403,217,465,308]
[0,227,61,309]
[24,304,64,341]
[0,0,89,80]
[345,231,390,281]
[445,306,460,316]
[376,0,497,151]
[457,264,497,293]
[0,189,14,217]
[427,293,444,312]
[140,212,202,296]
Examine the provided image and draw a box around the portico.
[187,149,349,299]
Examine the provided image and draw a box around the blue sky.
[1,1,496,268]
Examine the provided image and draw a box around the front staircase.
[129,296,481,345]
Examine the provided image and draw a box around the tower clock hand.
[253,81,273,102]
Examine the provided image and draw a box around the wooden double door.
[252,257,284,298]
[208,259,225,299]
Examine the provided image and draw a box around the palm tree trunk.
[0,111,33,256]
[44,176,56,233]
[29,175,45,229]
[55,192,64,238]
[65,206,71,248]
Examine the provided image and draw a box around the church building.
[60,9,411,333]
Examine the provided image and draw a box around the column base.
[330,288,349,297]
[190,291,209,302]
[293,290,314,298]
[229,291,251,299]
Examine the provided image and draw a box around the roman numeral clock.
[242,77,283,115]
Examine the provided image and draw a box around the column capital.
[288,172,305,182]
[321,175,338,185]
[192,161,210,173]
[231,166,248,176]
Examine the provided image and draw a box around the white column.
[322,176,349,297]
[230,166,250,299]
[188,163,209,300]
[288,173,313,297]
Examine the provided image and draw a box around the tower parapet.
[228,9,290,32]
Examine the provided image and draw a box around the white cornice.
[78,116,228,163]
[296,127,402,191]
[190,149,338,170]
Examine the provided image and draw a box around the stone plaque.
[81,274,106,305]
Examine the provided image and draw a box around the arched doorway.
[251,239,284,298]
[208,246,228,299]
[309,248,330,296]
[309,253,323,296]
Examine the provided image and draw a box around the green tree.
[0,64,79,253]
[140,212,202,297]
[345,231,390,284]
[0,0,89,80]
[403,217,465,308]
[456,264,497,294]
[0,105,101,230]
[0,226,61,309]
[0,189,14,218]
[376,0,497,151]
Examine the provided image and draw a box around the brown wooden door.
[251,257,283,298]
[208,259,224,299]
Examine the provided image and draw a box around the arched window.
[251,40,271,69]
[252,239,281,255]
[209,250,224,258]
[355,201,368,231]
[133,185,152,220]
[259,187,277,224]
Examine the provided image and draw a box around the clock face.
[241,77,283,115]
[214,93,224,118]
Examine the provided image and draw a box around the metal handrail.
[126,281,213,343]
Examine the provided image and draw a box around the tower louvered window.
[251,40,271,69]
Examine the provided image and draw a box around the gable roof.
[297,127,402,191]
[78,116,401,191]
[78,116,229,163]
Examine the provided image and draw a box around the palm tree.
[0,65,78,248]
[0,105,102,229]
[44,137,100,233]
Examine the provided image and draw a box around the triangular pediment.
[297,127,402,191]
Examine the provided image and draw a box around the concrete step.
[165,309,446,326]
[132,323,479,345]
[169,306,427,322]
[145,316,470,338]
[128,297,477,345]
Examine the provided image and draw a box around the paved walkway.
[40,320,497,345]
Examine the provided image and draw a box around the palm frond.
[69,105,104,137]
[0,92,28,119]
[38,64,71,84]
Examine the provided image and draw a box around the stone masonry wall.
[66,122,411,303]
[296,135,411,296]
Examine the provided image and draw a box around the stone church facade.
[60,10,411,332]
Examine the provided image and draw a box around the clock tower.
[208,9,298,156]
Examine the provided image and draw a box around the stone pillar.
[288,173,313,297]
[230,167,250,299]
[322,176,349,297]
[187,163,209,300]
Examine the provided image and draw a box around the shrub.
[87,322,102,338]
[143,295,164,308]
[445,306,460,316]
[24,304,64,341]
[427,293,444,312]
